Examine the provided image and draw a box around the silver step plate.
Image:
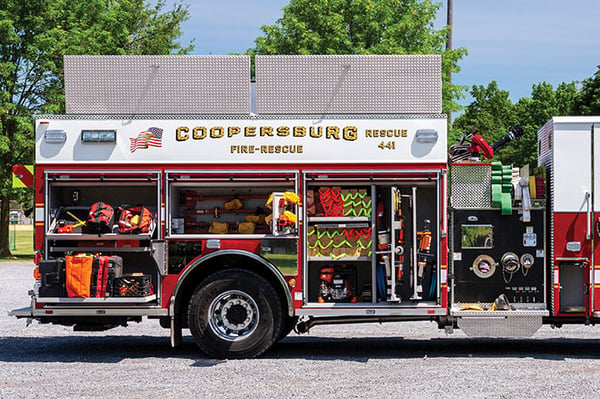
[9,306,33,318]
[453,310,548,337]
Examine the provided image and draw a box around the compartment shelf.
[38,295,157,304]
[308,217,370,224]
[308,256,371,262]
[50,246,153,253]
[47,233,152,241]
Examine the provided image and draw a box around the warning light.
[288,278,296,288]
[33,267,41,280]
[44,130,67,143]
[415,129,438,144]
[81,129,117,143]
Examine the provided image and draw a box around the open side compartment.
[166,171,298,237]
[165,170,300,276]
[451,208,546,309]
[302,171,442,310]
[40,171,162,305]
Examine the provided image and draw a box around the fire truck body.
[11,54,600,358]
[538,117,600,319]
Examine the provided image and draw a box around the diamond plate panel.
[255,55,441,114]
[450,164,492,208]
[456,314,544,337]
[65,55,250,114]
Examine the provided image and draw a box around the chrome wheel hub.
[208,290,259,341]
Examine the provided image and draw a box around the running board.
[10,306,167,318]
[9,306,33,318]
[451,309,548,337]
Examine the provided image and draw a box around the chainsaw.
[55,211,86,233]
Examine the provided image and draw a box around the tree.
[0,0,192,257]
[453,80,580,168]
[574,65,600,115]
[251,0,466,116]
[452,81,518,161]
[510,81,578,167]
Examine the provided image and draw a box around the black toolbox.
[106,256,123,296]
[39,258,66,297]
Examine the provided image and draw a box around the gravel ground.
[2,261,600,399]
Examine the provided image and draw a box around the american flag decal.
[129,127,163,153]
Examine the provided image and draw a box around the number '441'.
[378,141,396,150]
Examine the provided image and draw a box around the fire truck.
[10,54,600,359]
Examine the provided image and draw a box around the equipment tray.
[36,295,157,304]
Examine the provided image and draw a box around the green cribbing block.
[501,184,512,193]
[492,185,502,207]
[501,193,512,215]
[491,175,502,184]
[502,176,512,184]
[491,162,502,171]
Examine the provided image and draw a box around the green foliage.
[453,79,580,168]
[451,81,517,162]
[573,65,600,115]
[0,0,191,256]
[511,81,578,167]
[251,0,466,115]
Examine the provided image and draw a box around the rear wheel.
[277,316,298,342]
[188,269,282,359]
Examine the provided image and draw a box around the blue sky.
[173,0,600,104]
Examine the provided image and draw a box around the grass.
[263,253,299,275]
[1,223,34,261]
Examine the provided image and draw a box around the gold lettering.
[176,126,189,141]
[309,126,322,138]
[245,126,256,137]
[192,127,206,140]
[260,126,274,137]
[326,126,340,140]
[293,126,306,137]
[210,126,224,138]
[277,126,289,136]
[228,126,241,137]
[343,126,358,141]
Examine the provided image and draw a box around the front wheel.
[188,269,282,359]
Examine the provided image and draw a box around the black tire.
[188,269,283,359]
[276,316,298,342]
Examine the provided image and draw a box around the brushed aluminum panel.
[65,55,250,114]
[255,55,441,114]
[552,121,591,212]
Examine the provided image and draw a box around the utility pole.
[446,0,453,123]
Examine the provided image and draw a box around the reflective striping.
[554,270,559,284]
[12,165,34,188]
[595,270,600,283]
[440,269,447,284]
[35,208,44,222]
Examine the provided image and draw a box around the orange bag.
[66,254,93,297]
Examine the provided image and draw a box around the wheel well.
[174,252,293,328]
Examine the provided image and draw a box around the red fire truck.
[11,55,600,358]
